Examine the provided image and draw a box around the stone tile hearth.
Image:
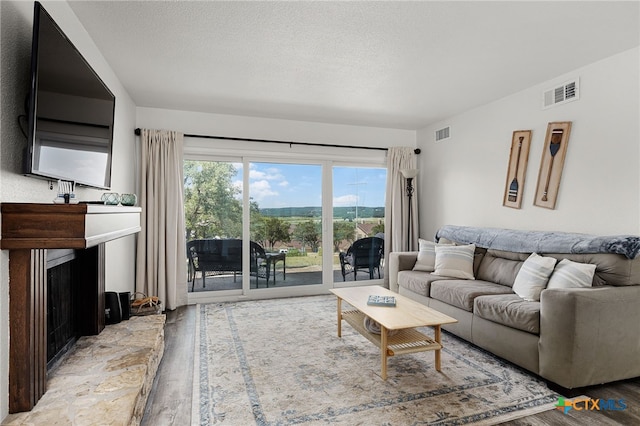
[2,314,165,426]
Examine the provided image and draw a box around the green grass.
[279,253,341,268]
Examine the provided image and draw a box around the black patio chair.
[250,241,269,287]
[339,236,384,281]
[187,239,243,290]
[187,239,268,290]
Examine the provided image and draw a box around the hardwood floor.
[141,305,195,426]
[502,377,640,425]
[141,305,639,425]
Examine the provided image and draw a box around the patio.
[188,266,383,292]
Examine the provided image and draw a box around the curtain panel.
[383,147,419,287]
[136,129,187,310]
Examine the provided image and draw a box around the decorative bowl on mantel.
[101,192,120,205]
[120,194,137,206]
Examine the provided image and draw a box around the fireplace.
[1,203,141,413]
[46,249,78,369]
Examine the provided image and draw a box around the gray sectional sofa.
[388,226,640,390]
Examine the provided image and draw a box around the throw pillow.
[413,239,437,272]
[432,243,476,279]
[547,259,596,289]
[512,253,557,301]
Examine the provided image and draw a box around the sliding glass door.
[249,162,324,289]
[184,160,244,293]
[333,166,386,284]
[184,150,387,301]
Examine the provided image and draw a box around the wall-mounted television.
[24,1,115,190]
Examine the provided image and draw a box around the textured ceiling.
[68,1,640,130]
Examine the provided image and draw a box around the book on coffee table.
[367,295,396,307]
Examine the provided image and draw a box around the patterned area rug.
[193,295,559,425]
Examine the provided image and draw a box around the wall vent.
[543,78,579,109]
[435,126,451,142]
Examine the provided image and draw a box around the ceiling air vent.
[435,126,451,142]
[543,78,580,109]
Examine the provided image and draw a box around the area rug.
[193,295,559,425]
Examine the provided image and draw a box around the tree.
[183,161,242,239]
[333,221,356,252]
[264,217,291,251]
[249,199,266,246]
[294,220,321,253]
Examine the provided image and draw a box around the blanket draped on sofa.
[435,225,640,259]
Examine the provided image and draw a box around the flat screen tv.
[24,1,115,190]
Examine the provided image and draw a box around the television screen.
[25,2,115,190]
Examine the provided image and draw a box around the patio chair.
[250,241,269,287]
[187,239,243,290]
[187,239,269,290]
[339,236,384,281]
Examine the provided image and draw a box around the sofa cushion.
[547,259,596,289]
[543,252,640,287]
[474,294,540,334]
[430,280,513,312]
[513,253,557,301]
[397,271,457,297]
[473,247,487,276]
[476,250,528,287]
[433,243,476,279]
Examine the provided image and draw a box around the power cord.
[17,96,29,138]
[17,115,28,138]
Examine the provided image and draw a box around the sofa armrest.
[388,251,418,293]
[539,285,640,388]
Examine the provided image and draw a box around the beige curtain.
[136,129,186,310]
[383,147,419,287]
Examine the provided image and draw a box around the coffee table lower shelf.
[342,310,441,356]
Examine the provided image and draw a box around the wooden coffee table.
[330,285,458,380]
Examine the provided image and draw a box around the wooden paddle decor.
[534,121,572,209]
[503,130,532,209]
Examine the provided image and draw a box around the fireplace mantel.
[1,203,141,249]
[1,203,141,413]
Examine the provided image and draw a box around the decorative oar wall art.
[503,130,532,209]
[534,121,572,209]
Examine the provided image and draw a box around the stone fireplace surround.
[0,203,142,413]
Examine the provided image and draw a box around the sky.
[232,163,387,209]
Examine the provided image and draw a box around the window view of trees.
[184,160,386,290]
[184,161,242,240]
[258,217,291,251]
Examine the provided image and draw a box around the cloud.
[249,165,284,181]
[333,194,359,206]
[250,179,278,201]
[248,165,288,202]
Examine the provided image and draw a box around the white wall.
[136,107,416,150]
[417,47,640,240]
[0,1,137,419]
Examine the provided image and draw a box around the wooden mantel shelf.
[1,203,141,249]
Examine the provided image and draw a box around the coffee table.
[330,285,458,380]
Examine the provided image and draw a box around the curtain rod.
[133,128,420,154]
